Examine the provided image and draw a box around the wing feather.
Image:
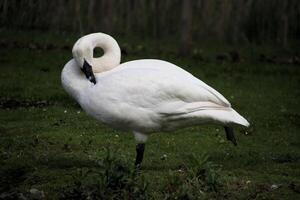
[95,59,231,114]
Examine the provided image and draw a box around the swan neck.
[61,59,87,101]
[72,33,121,73]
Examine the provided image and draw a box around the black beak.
[81,59,96,84]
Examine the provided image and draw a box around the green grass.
[0,30,299,199]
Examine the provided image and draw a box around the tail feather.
[160,102,250,127]
[186,108,250,127]
[230,109,250,127]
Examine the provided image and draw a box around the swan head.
[71,33,121,84]
[72,41,97,84]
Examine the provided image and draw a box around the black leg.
[135,143,145,167]
[224,126,237,146]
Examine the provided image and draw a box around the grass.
[0,29,300,199]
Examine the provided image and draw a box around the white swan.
[61,33,249,167]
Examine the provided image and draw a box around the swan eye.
[81,59,96,84]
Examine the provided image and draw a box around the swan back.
[72,33,121,73]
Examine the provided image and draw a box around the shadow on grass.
[0,164,33,193]
[38,155,100,169]
[141,163,184,172]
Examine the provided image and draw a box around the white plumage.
[61,33,249,166]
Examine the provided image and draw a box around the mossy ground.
[0,30,299,199]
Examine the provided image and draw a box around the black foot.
[224,126,237,146]
[135,143,145,168]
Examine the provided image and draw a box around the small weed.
[59,148,148,200]
[186,153,221,192]
[162,153,222,200]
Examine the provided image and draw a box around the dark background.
[1,0,300,54]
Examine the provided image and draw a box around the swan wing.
[91,60,231,116]
[96,59,231,108]
[82,59,249,131]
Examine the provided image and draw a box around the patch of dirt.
[284,113,300,127]
[248,183,273,199]
[271,153,300,163]
[289,182,300,194]
[259,54,300,65]
[0,98,52,109]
